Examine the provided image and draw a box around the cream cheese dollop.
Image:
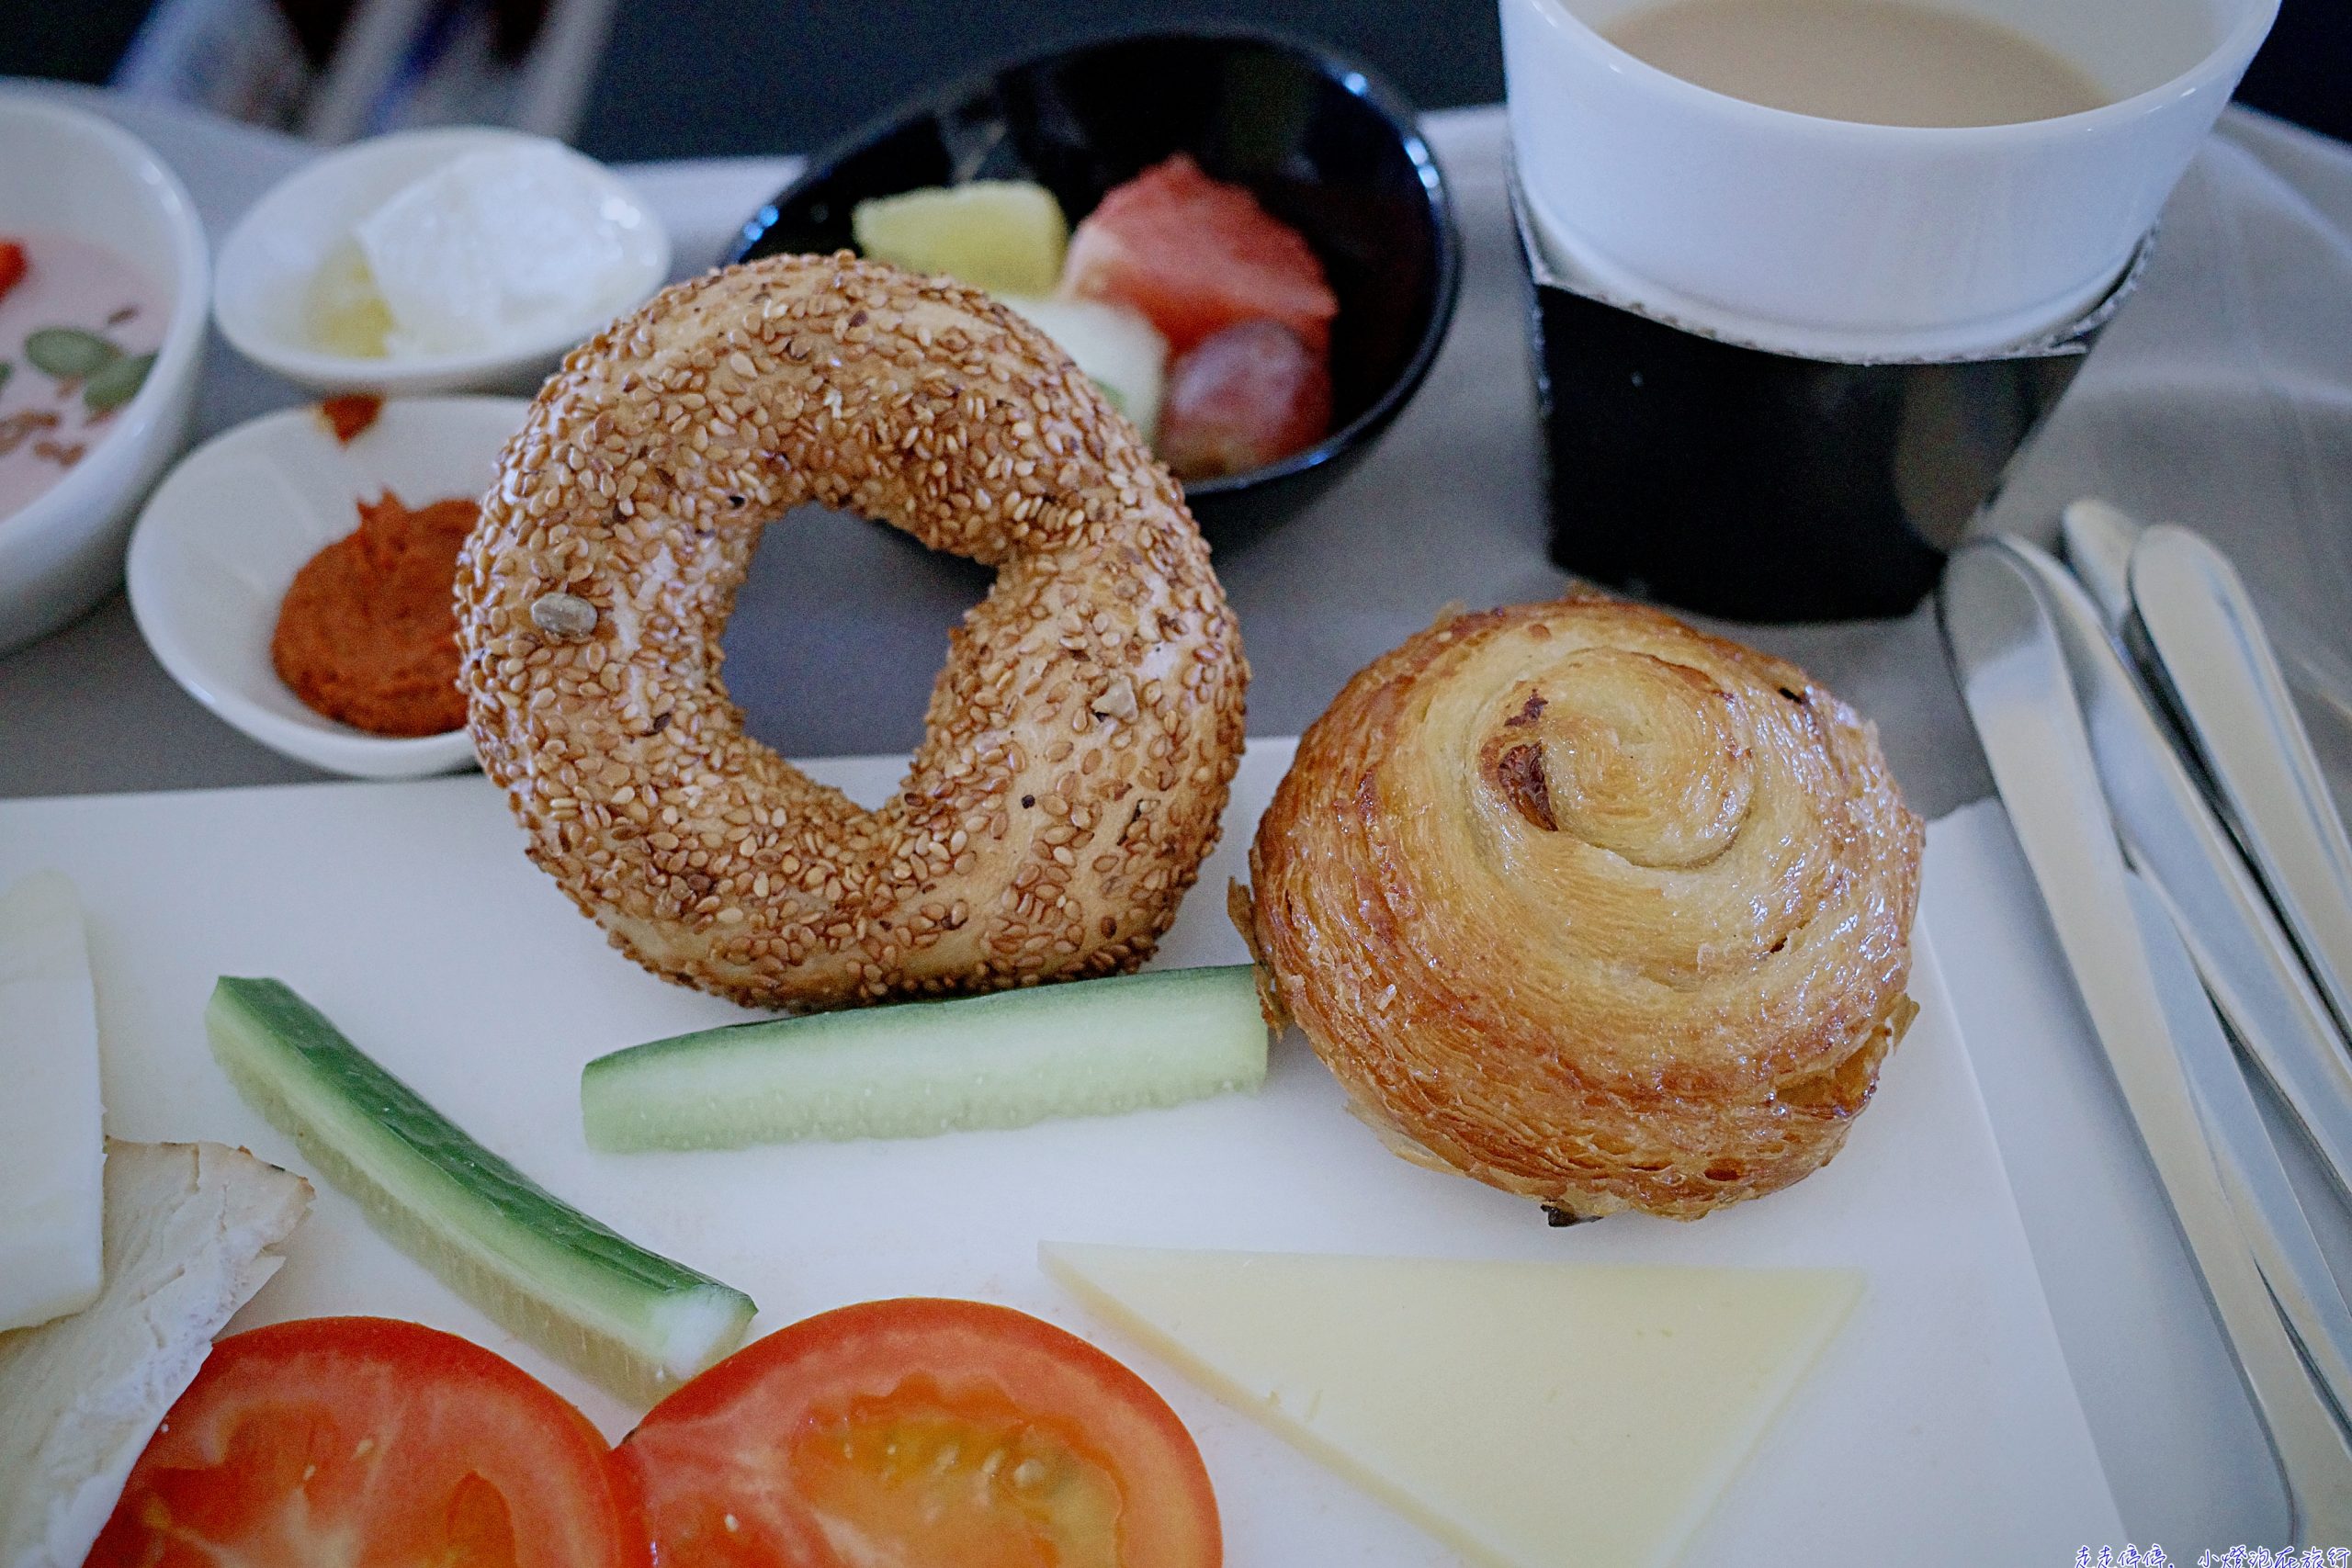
[346,142,652,360]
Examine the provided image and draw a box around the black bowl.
[730,26,1462,541]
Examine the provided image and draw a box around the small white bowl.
[0,92,209,654]
[212,128,668,396]
[127,396,528,778]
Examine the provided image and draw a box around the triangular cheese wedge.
[1042,1245,1860,1568]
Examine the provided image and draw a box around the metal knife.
[2003,537,2352,1415]
[2132,858,2352,1421]
[2060,498,2141,627]
[2050,512,2352,1177]
[1942,542,2352,1538]
[2057,506,2352,1196]
[2131,525,2352,1045]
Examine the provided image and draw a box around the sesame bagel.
[457,253,1248,1010]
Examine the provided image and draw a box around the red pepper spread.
[319,393,384,445]
[271,491,477,737]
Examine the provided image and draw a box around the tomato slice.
[617,1298,1221,1568]
[88,1316,647,1568]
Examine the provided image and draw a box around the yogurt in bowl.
[0,232,170,522]
[0,92,209,655]
[216,129,669,396]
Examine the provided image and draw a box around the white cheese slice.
[0,1140,311,1568]
[1042,1245,1861,1568]
[0,871,103,1332]
[355,143,645,359]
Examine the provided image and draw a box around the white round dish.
[127,396,527,779]
[1500,0,2278,357]
[212,127,668,396]
[0,92,209,654]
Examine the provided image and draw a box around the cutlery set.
[1945,507,2352,1537]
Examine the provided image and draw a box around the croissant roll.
[1249,594,1924,1221]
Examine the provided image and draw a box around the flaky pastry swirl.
[1247,595,1923,1220]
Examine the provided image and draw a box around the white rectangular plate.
[0,740,2120,1562]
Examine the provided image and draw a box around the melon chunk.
[853,181,1069,296]
[998,294,1170,441]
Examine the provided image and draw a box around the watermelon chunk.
[1159,319,1332,480]
[1063,154,1337,357]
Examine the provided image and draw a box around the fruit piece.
[86,1316,647,1568]
[1062,153,1337,357]
[0,241,26,302]
[0,871,103,1332]
[1044,1246,1862,1568]
[206,976,756,1404]
[854,181,1070,297]
[0,1141,311,1568]
[582,964,1268,1153]
[997,293,1169,441]
[617,1297,1222,1568]
[1159,320,1332,480]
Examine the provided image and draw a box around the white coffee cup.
[1500,0,2278,358]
